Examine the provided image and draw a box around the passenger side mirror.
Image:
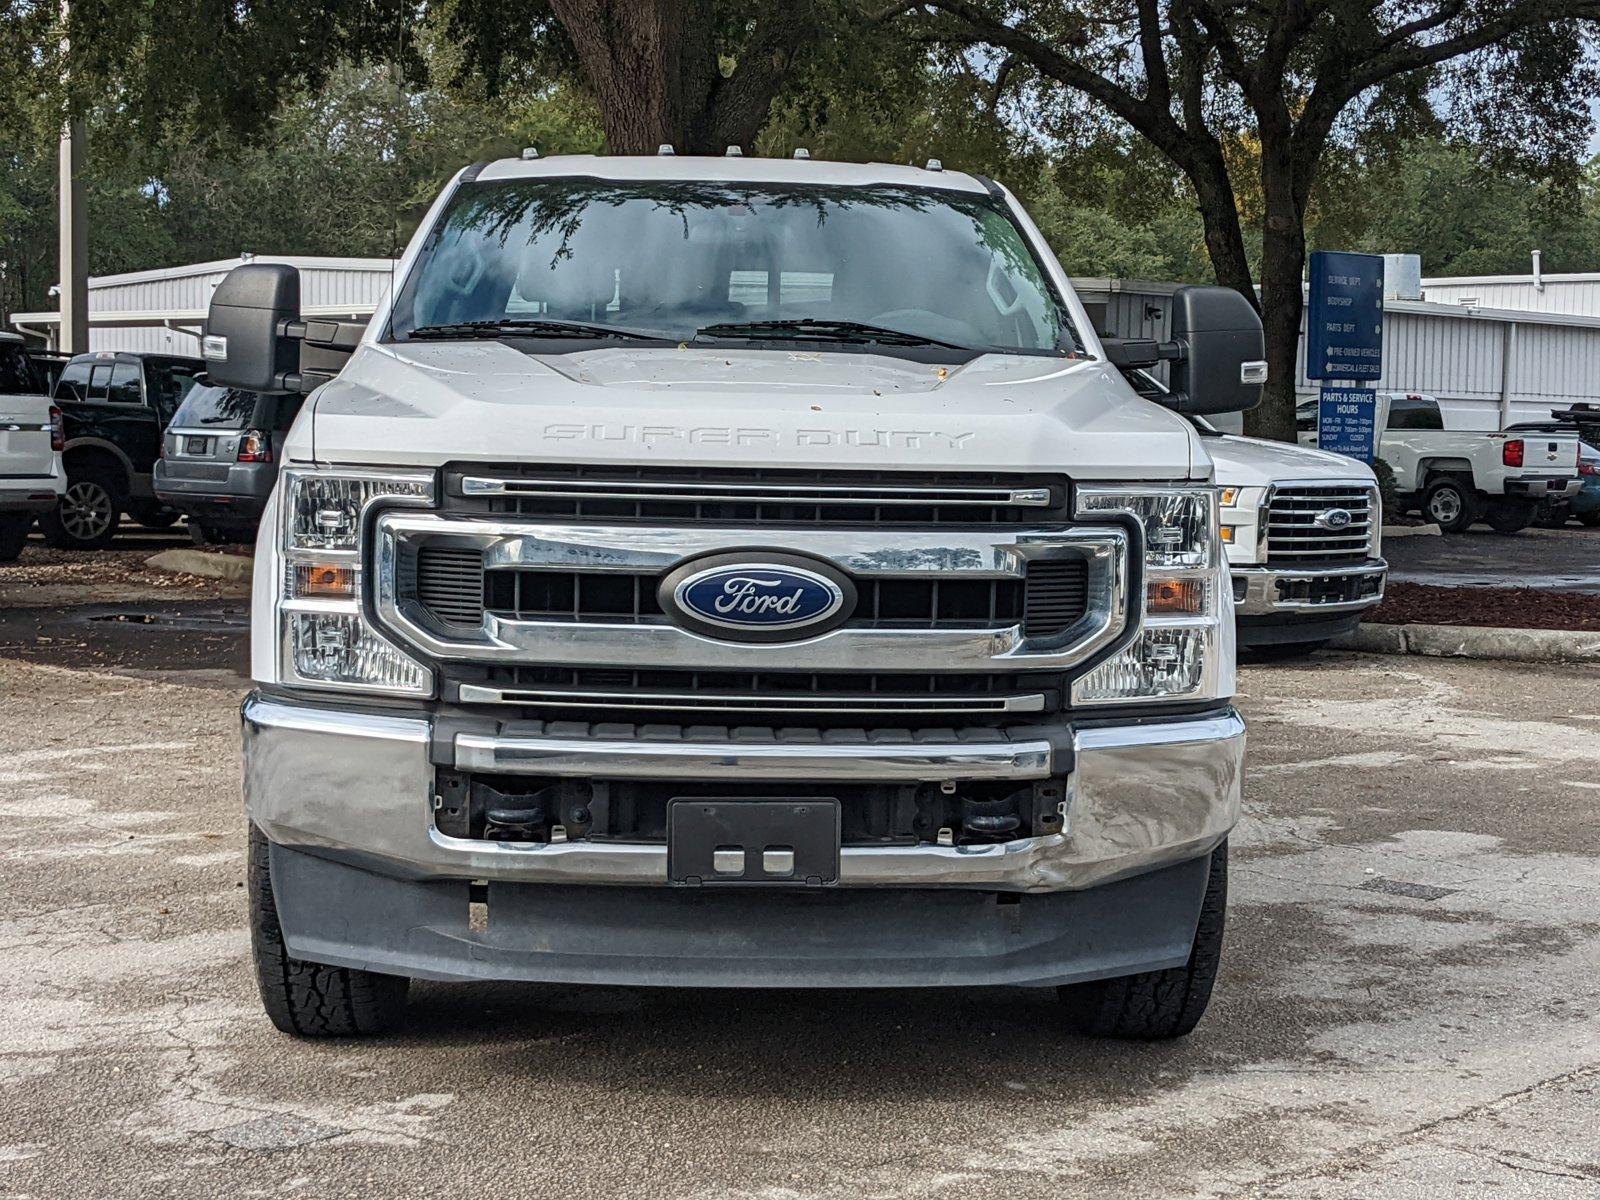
[1164,286,1266,415]
[203,264,366,394]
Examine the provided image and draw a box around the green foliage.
[1352,140,1600,275]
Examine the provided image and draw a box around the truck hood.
[296,341,1207,479]
[1203,432,1376,488]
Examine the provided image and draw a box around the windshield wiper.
[694,318,967,351]
[404,319,669,342]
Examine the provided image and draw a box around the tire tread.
[1058,843,1228,1040]
[248,825,407,1037]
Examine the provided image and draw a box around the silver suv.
[154,382,301,543]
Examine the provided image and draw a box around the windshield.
[172,384,282,429]
[389,179,1076,357]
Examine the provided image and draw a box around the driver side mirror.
[1165,286,1266,415]
[203,264,365,394]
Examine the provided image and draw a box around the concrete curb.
[1379,523,1441,539]
[145,548,254,584]
[1334,622,1600,663]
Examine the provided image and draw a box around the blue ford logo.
[1313,507,1353,531]
[661,554,856,642]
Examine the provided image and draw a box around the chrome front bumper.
[1233,559,1386,616]
[242,694,1244,894]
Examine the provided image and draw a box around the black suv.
[47,351,204,548]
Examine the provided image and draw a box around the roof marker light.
[658,144,675,156]
[793,147,810,159]
[725,145,743,156]
[521,146,539,160]
[925,158,943,171]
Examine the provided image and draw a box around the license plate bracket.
[667,798,840,886]
[184,436,211,455]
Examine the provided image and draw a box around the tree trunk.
[546,0,812,155]
[548,0,714,154]
[1186,144,1255,304]
[1248,153,1307,443]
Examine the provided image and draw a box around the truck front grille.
[446,665,1061,715]
[1265,484,1377,564]
[443,463,1069,526]
[415,557,1088,636]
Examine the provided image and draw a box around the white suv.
[0,332,65,561]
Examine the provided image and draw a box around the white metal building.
[9,255,397,355]
[1074,277,1600,430]
[1420,271,1600,319]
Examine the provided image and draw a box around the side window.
[1387,400,1443,431]
[87,364,113,402]
[107,362,143,405]
[53,361,93,401]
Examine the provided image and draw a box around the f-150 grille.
[414,555,1087,636]
[443,463,1069,526]
[1265,484,1377,564]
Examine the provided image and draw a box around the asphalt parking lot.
[4,615,1599,1197]
[1386,523,1600,592]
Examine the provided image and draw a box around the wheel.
[40,468,121,549]
[127,501,178,530]
[0,514,31,562]
[1421,478,1482,533]
[1485,499,1536,535]
[1242,639,1329,661]
[1058,842,1228,1040]
[248,824,408,1037]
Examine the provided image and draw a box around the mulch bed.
[1369,582,1600,631]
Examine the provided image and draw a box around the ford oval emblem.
[660,553,856,643]
[1313,507,1353,531]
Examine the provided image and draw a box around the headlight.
[1072,485,1230,705]
[277,467,435,697]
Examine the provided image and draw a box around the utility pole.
[58,0,88,353]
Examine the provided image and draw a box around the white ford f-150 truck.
[1129,373,1385,657]
[1298,392,1580,534]
[0,332,65,561]
[206,155,1265,1040]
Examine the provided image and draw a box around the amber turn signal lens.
[1146,578,1204,614]
[1220,526,1235,543]
[1218,487,1239,507]
[294,563,357,598]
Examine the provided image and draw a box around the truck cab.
[47,350,205,548]
[0,332,65,561]
[207,155,1265,1040]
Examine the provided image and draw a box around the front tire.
[248,824,408,1037]
[1058,842,1228,1040]
[1422,478,1482,533]
[41,469,121,549]
[0,514,32,561]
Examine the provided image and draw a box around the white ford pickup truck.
[1298,393,1580,533]
[206,155,1264,1040]
[1128,374,1385,656]
[0,332,65,561]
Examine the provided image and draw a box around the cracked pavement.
[1,650,1598,1198]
